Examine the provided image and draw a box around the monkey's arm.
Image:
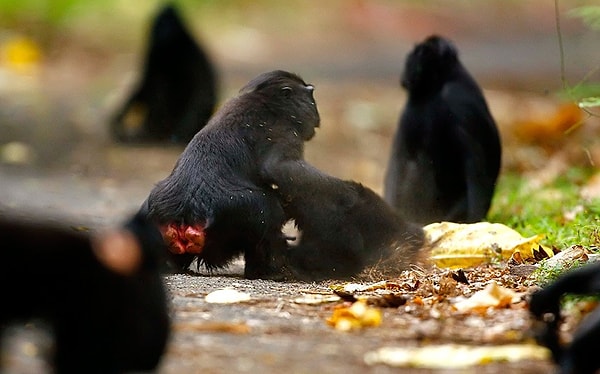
[445,82,498,222]
[260,142,325,188]
[260,146,357,211]
[262,156,329,197]
[529,262,600,317]
[460,127,493,222]
[528,263,600,371]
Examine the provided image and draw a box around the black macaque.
[529,262,600,374]
[141,70,320,279]
[0,213,170,374]
[261,157,425,281]
[384,35,501,225]
[111,3,218,144]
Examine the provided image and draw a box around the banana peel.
[424,222,552,269]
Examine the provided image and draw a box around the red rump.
[159,223,206,254]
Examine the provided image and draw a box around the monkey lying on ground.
[529,262,600,374]
[111,4,218,144]
[261,156,425,281]
[141,70,320,279]
[0,213,170,373]
[384,35,501,224]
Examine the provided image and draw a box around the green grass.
[489,168,600,249]
[490,167,600,285]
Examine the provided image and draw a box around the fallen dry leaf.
[425,221,550,269]
[0,141,35,165]
[453,282,521,313]
[173,321,251,334]
[329,280,402,293]
[204,288,251,304]
[512,102,583,146]
[326,300,382,331]
[292,293,341,304]
[364,343,551,368]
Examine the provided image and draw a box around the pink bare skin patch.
[159,223,206,254]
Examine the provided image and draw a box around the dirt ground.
[1,1,599,373]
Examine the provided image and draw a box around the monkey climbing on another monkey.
[384,35,502,225]
[140,70,320,279]
[141,69,425,281]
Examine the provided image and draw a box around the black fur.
[0,213,170,373]
[111,3,218,144]
[141,70,319,279]
[262,156,425,281]
[384,35,501,224]
[529,262,600,374]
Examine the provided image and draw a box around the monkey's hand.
[529,287,562,320]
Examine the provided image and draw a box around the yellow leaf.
[326,300,382,331]
[364,343,550,368]
[1,36,42,75]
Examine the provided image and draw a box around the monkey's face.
[279,80,320,141]
[401,35,458,96]
[241,70,321,141]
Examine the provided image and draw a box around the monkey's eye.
[305,85,314,92]
[281,86,292,96]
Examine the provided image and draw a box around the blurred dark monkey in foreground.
[384,35,501,225]
[0,212,170,373]
[111,4,218,144]
[529,262,600,374]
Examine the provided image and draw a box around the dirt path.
[2,2,598,372]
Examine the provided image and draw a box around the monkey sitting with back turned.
[111,4,218,144]
[384,35,501,225]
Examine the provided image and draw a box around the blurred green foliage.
[569,5,600,30]
[562,5,600,109]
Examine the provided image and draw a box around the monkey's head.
[240,70,320,141]
[401,35,459,96]
[152,4,188,45]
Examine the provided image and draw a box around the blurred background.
[0,0,599,226]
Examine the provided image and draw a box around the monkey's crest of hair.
[239,70,309,94]
[401,34,460,94]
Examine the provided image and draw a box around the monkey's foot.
[159,223,206,255]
